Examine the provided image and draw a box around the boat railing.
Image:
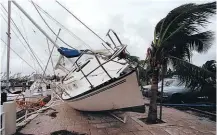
[73,51,111,88]
[106,29,123,49]
[71,46,127,88]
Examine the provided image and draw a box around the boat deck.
[17,101,216,135]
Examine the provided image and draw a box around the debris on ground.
[50,130,87,135]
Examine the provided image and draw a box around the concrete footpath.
[18,102,216,135]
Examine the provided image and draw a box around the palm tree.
[200,60,216,102]
[146,2,216,123]
[202,60,216,73]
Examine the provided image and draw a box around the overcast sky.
[0,0,216,75]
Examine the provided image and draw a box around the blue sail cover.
[58,47,81,58]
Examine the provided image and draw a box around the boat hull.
[65,71,145,111]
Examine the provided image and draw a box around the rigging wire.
[0,5,45,66]
[19,11,30,44]
[56,0,112,53]
[1,37,6,63]
[31,1,76,50]
[8,4,30,43]
[1,4,46,73]
[31,1,93,50]
[1,39,7,73]
[0,13,37,67]
[7,5,30,42]
[1,38,37,71]
[41,29,61,79]
[30,1,100,76]
[46,38,56,75]
[2,13,38,72]
[37,29,61,88]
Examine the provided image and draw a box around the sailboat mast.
[12,1,60,49]
[6,0,11,92]
[56,1,112,53]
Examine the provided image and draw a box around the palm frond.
[187,31,214,52]
[202,60,216,72]
[162,30,214,62]
[155,4,195,44]
[168,56,216,89]
[152,2,216,66]
[155,18,164,37]
[161,23,186,44]
[160,2,216,43]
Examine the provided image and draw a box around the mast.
[6,0,11,93]
[56,1,112,53]
[12,1,60,49]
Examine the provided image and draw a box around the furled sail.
[58,47,81,58]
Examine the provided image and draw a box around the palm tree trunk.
[147,68,159,123]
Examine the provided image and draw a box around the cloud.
[0,0,216,75]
